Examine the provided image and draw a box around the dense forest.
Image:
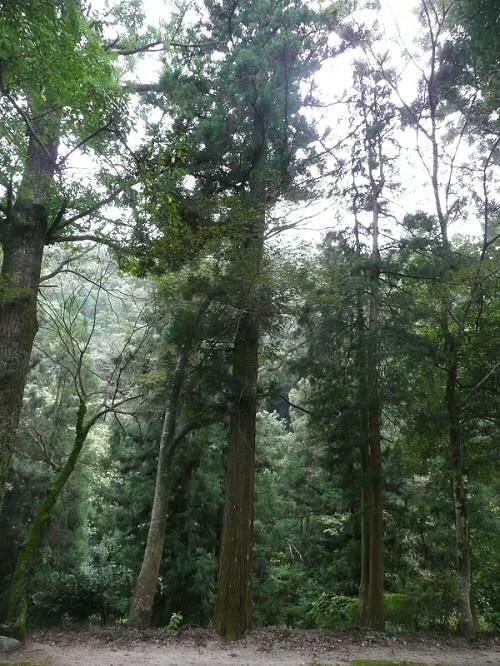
[0,0,499,655]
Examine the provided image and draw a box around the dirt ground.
[4,627,500,665]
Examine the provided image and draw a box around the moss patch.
[350,660,428,666]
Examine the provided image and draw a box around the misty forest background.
[0,0,499,643]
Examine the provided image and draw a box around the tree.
[443,0,500,113]
[351,59,396,631]
[128,291,213,628]
[0,0,127,515]
[130,0,336,639]
[4,257,145,637]
[372,0,500,636]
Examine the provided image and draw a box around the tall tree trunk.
[359,437,371,624]
[215,214,264,640]
[0,109,60,515]
[365,138,385,631]
[365,267,384,630]
[445,335,475,638]
[6,399,87,638]
[128,301,209,628]
[424,25,475,633]
[354,212,371,625]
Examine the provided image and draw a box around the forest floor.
[3,626,499,666]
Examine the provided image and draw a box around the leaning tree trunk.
[445,334,475,638]
[215,213,264,641]
[127,397,180,629]
[0,109,60,516]
[6,400,87,639]
[128,300,209,628]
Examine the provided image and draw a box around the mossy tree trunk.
[0,106,60,516]
[6,399,88,639]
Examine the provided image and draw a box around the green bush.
[30,562,130,625]
[305,593,359,630]
[398,574,456,630]
[304,587,457,632]
[253,561,310,626]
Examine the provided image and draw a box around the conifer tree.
[125,0,337,638]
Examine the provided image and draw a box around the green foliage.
[1,0,499,642]
[167,611,184,630]
[0,0,121,184]
[31,562,130,625]
[303,591,457,632]
[306,594,359,630]
[445,0,500,111]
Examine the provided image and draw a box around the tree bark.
[354,212,371,625]
[423,16,476,634]
[128,300,209,628]
[365,260,385,630]
[6,399,87,639]
[445,335,475,638]
[0,110,60,516]
[361,83,385,630]
[359,436,371,624]
[127,397,180,629]
[215,213,264,640]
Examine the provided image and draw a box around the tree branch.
[278,394,313,415]
[461,363,500,408]
[39,249,93,283]
[58,122,115,166]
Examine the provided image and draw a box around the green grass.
[308,661,429,666]
[351,660,428,666]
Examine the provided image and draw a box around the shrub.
[30,562,130,625]
[305,593,359,630]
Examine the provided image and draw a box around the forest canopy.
[0,0,499,650]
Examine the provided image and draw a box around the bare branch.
[58,122,115,166]
[39,249,93,283]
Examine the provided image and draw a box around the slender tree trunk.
[0,110,60,515]
[365,142,384,631]
[6,400,87,638]
[354,213,371,625]
[215,213,264,640]
[445,335,475,638]
[366,402,384,631]
[431,131,475,637]
[128,301,209,628]
[365,272,384,630]
[416,6,486,634]
[127,398,179,629]
[359,438,371,624]
[358,92,385,630]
